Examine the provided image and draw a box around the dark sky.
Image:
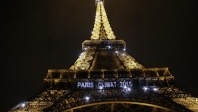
[0,0,197,111]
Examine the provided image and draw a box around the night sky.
[0,0,197,111]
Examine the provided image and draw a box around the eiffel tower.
[10,0,198,112]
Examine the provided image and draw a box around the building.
[10,0,198,111]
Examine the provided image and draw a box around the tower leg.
[111,103,114,112]
[152,107,157,112]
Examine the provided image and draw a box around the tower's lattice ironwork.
[10,0,198,112]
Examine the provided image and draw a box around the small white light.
[21,103,26,108]
[107,46,111,49]
[99,86,103,89]
[115,51,119,54]
[123,48,126,51]
[122,53,125,56]
[123,86,127,89]
[127,88,131,91]
[143,87,148,91]
[153,88,158,92]
[79,53,82,57]
[85,96,90,101]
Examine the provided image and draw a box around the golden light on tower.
[9,0,198,111]
[91,0,116,40]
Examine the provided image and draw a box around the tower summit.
[10,0,198,112]
[91,0,115,39]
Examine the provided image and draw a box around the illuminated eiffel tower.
[11,0,198,112]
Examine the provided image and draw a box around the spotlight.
[85,96,90,101]
[99,86,103,89]
[143,87,148,91]
[107,46,111,49]
[153,88,158,92]
[127,88,131,91]
[21,103,26,108]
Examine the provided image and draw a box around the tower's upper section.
[69,0,143,70]
[91,0,116,40]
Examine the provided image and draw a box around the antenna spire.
[95,0,104,3]
[91,0,115,40]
